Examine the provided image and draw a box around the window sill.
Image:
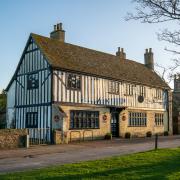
[69,128,100,130]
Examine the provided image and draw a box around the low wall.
[0,129,28,149]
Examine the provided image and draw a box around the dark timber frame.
[9,35,52,142]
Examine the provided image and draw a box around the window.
[108,81,119,94]
[155,89,162,99]
[125,84,133,96]
[67,73,81,90]
[139,86,146,97]
[27,73,39,89]
[70,110,99,129]
[26,112,38,128]
[155,113,164,126]
[128,112,147,127]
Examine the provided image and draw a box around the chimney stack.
[144,48,154,70]
[116,47,126,59]
[174,74,180,92]
[50,23,65,42]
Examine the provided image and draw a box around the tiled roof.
[31,33,169,89]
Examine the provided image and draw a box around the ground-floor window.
[155,113,164,126]
[26,112,38,128]
[128,112,147,127]
[70,110,99,129]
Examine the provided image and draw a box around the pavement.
[0,135,179,173]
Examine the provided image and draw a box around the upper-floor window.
[139,86,146,97]
[125,84,133,96]
[155,89,162,99]
[66,73,81,90]
[108,81,119,94]
[27,73,39,90]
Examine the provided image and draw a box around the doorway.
[111,112,119,137]
[110,107,124,137]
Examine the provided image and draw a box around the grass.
[0,148,180,180]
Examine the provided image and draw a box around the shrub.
[146,131,152,137]
[104,133,112,140]
[125,132,131,139]
[164,131,169,136]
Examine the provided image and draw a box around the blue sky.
[0,0,176,91]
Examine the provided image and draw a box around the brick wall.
[120,109,165,137]
[53,105,168,143]
[60,105,111,142]
[0,129,28,149]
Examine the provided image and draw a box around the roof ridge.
[31,33,145,66]
[31,33,169,89]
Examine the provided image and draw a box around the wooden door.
[111,112,119,137]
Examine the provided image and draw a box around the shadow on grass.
[42,152,180,180]
[1,149,180,180]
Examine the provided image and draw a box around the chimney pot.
[59,23,62,29]
[54,25,57,31]
[50,22,65,42]
[144,48,154,70]
[116,47,126,59]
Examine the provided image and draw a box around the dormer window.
[67,73,81,90]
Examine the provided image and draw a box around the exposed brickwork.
[0,129,28,149]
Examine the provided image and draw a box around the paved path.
[0,135,179,173]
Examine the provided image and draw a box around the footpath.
[0,135,179,173]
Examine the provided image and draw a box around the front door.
[111,112,119,137]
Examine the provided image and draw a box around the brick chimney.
[50,23,65,42]
[144,48,154,70]
[116,47,126,59]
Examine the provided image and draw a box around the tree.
[126,0,180,80]
[0,89,6,128]
[0,90,6,112]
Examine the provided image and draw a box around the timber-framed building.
[6,23,172,142]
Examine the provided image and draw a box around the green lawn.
[0,148,180,180]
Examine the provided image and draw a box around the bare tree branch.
[126,0,180,23]
[158,29,180,46]
[126,0,180,80]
